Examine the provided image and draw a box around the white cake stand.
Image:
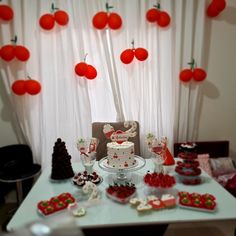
[98,155,146,182]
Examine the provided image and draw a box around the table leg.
[16,181,23,205]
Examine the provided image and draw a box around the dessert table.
[6,159,236,232]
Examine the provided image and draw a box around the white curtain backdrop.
[173,0,207,143]
[0,0,206,168]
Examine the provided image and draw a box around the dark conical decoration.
[51,138,74,180]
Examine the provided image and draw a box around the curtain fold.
[0,0,206,167]
[174,0,207,143]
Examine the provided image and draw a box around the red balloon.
[75,62,88,76]
[134,48,148,61]
[92,11,108,30]
[0,5,14,21]
[85,65,97,80]
[54,10,69,26]
[39,14,55,30]
[212,0,226,12]
[0,45,15,61]
[179,69,193,82]
[207,3,220,17]
[146,8,160,23]
[25,80,41,95]
[120,49,135,64]
[108,13,122,30]
[193,68,207,82]
[11,80,26,95]
[15,45,30,61]
[157,11,171,27]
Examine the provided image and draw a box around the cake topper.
[103,121,137,144]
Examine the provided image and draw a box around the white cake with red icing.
[107,141,136,168]
[103,121,138,169]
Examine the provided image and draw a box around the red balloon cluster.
[207,0,226,17]
[92,11,122,30]
[11,79,41,95]
[39,10,69,30]
[0,44,30,61]
[179,68,207,82]
[120,48,148,64]
[146,7,171,27]
[74,62,97,80]
[0,4,14,21]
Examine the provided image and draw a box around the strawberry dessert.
[106,182,136,203]
[37,192,76,216]
[178,191,217,212]
[143,172,176,188]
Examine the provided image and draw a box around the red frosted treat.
[149,199,165,210]
[37,192,76,216]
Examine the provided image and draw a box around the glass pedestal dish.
[98,155,146,182]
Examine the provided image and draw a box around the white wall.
[0,1,236,158]
[198,1,236,159]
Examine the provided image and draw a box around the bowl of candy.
[143,171,177,197]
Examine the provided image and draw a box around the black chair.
[0,144,41,205]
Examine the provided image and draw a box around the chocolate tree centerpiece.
[51,138,74,180]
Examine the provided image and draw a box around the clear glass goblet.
[80,152,96,174]
[77,138,99,174]
[149,136,167,173]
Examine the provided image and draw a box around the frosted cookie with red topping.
[161,194,176,207]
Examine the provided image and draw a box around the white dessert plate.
[178,202,217,213]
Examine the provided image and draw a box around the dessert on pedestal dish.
[103,121,137,169]
[175,142,201,185]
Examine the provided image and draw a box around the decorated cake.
[107,141,135,168]
[51,138,74,180]
[103,121,137,169]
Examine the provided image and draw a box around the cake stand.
[98,155,146,182]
